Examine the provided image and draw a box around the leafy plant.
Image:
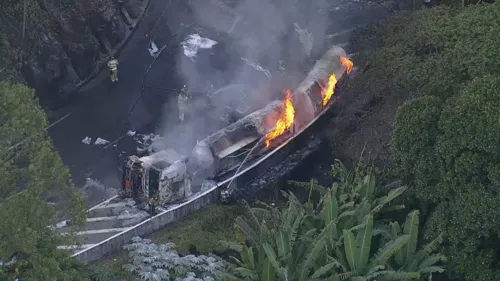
[221,162,445,281]
[349,2,500,279]
[389,211,446,275]
[0,82,87,280]
[122,237,225,281]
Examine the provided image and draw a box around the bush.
[387,3,500,280]
[122,237,226,281]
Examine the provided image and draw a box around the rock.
[0,0,147,107]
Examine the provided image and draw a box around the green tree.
[382,2,500,280]
[0,82,87,280]
[346,1,500,279]
[394,75,500,281]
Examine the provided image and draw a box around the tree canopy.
[0,81,87,280]
[352,2,500,280]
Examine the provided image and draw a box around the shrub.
[122,237,226,281]
[388,3,500,280]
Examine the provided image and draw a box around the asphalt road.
[47,0,390,206]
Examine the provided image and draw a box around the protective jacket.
[108,59,119,83]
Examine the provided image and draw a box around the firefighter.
[178,85,191,122]
[107,57,119,83]
[148,196,159,216]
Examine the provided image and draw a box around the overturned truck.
[122,45,352,207]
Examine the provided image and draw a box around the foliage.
[122,237,226,281]
[389,211,446,275]
[221,161,445,280]
[349,1,500,280]
[150,204,245,255]
[90,204,246,280]
[0,82,87,280]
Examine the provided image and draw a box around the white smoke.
[157,0,332,156]
[181,34,218,60]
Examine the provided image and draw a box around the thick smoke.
[157,0,331,156]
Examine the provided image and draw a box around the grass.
[148,204,245,254]
[89,203,245,279]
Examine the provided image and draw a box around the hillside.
[0,0,147,107]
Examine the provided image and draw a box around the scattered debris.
[148,41,159,57]
[82,137,92,145]
[127,130,136,136]
[94,137,110,145]
[241,57,272,79]
[54,220,68,228]
[181,34,218,60]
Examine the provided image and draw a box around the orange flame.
[321,56,354,106]
[265,89,295,148]
[340,56,353,74]
[321,74,338,106]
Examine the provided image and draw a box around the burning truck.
[121,45,354,209]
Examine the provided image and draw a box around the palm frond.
[419,266,445,274]
[323,191,339,224]
[380,205,406,213]
[370,270,420,280]
[418,254,446,269]
[359,169,376,200]
[373,229,392,240]
[218,240,243,252]
[355,214,373,272]
[262,243,287,280]
[234,216,260,247]
[389,222,403,265]
[297,236,327,281]
[309,261,337,279]
[243,201,262,232]
[287,179,327,195]
[409,233,445,270]
[402,210,419,261]
[275,231,290,260]
[369,234,409,266]
[366,264,385,276]
[261,257,277,281]
[339,201,355,211]
[343,229,357,271]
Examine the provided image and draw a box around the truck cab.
[121,150,192,208]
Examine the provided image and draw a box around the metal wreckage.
[121,45,356,212]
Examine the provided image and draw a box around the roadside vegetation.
[1,0,499,280]
[0,82,87,280]
[350,2,500,280]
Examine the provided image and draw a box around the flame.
[265,89,295,148]
[321,74,338,106]
[320,56,354,106]
[340,56,353,74]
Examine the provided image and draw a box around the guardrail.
[73,187,219,264]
